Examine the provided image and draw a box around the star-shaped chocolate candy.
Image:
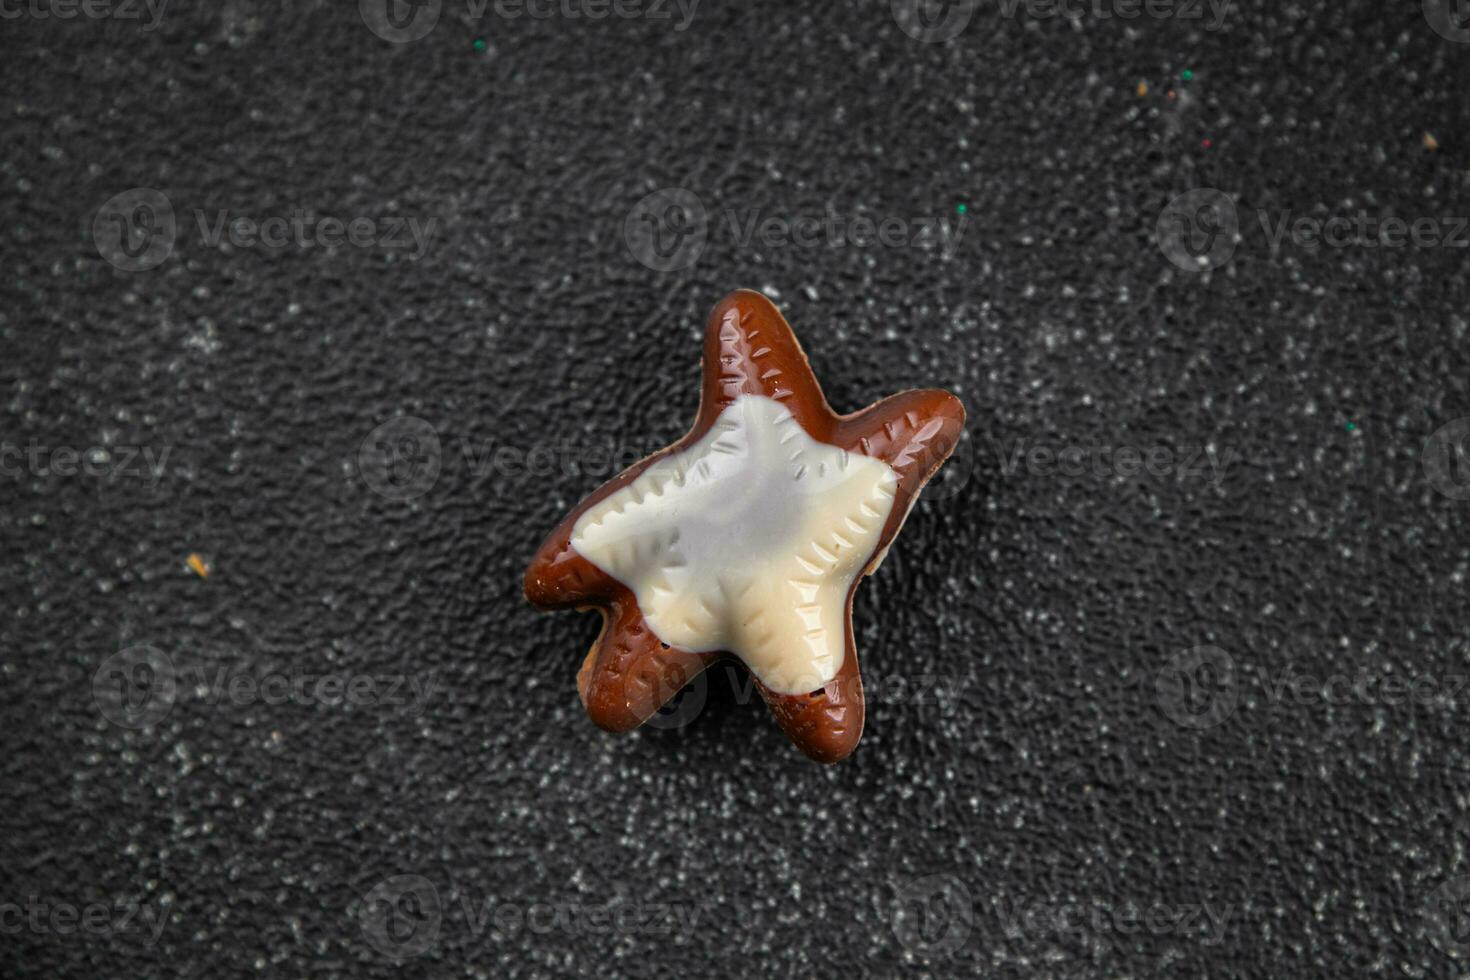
[524,290,965,763]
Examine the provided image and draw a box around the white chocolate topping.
[570,395,899,695]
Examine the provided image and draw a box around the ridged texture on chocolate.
[526,290,964,762]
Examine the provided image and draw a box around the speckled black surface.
[3,1,1470,977]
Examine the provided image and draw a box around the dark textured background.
[4,0,1470,976]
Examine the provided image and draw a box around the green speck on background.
[473,38,487,52]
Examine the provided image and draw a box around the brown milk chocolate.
[524,289,965,762]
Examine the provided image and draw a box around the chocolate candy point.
[524,289,965,762]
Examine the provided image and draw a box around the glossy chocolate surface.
[524,289,965,762]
